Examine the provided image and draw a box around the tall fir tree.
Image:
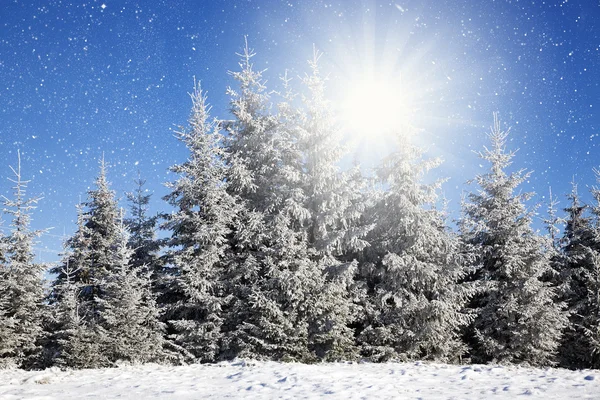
[219,42,323,362]
[49,159,168,368]
[163,81,240,362]
[460,115,567,366]
[358,137,472,362]
[296,49,372,360]
[0,151,46,368]
[557,177,600,369]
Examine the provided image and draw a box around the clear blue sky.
[1,0,599,263]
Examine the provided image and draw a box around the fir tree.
[219,43,321,362]
[50,159,152,368]
[0,151,46,368]
[97,217,167,365]
[224,37,278,203]
[297,49,372,360]
[51,157,121,321]
[558,177,600,369]
[125,174,161,274]
[84,157,121,289]
[51,254,105,369]
[124,174,163,298]
[358,138,472,362]
[460,115,567,366]
[164,81,239,362]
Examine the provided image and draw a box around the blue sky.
[1,0,599,263]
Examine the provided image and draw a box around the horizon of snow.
[1,360,598,399]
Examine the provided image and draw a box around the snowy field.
[1,360,599,399]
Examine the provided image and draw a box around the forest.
[1,44,599,372]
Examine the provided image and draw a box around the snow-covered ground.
[1,360,598,399]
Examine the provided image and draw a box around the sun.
[341,77,411,138]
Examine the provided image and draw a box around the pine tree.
[358,138,472,362]
[460,115,567,366]
[51,254,105,369]
[125,173,161,277]
[0,151,47,368]
[51,157,121,320]
[97,216,167,365]
[49,159,156,368]
[218,43,323,362]
[124,174,164,301]
[224,37,278,203]
[558,176,600,368]
[297,49,372,360]
[84,157,121,291]
[164,81,239,362]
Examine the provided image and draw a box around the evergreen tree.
[224,37,278,203]
[164,81,239,362]
[49,159,164,368]
[83,157,121,290]
[51,254,105,369]
[0,151,46,368]
[460,115,567,366]
[358,138,472,362]
[124,174,163,300]
[125,173,161,276]
[558,177,600,369]
[51,157,120,321]
[296,49,372,360]
[97,217,167,365]
[219,43,322,362]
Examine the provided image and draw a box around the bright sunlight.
[341,77,411,137]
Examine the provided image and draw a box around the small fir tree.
[125,174,161,274]
[97,216,167,365]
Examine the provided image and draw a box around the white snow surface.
[1,360,598,399]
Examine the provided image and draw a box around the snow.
[1,360,598,399]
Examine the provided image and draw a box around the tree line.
[1,44,599,371]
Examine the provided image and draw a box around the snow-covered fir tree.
[50,159,163,368]
[163,81,240,363]
[82,157,121,291]
[125,174,161,277]
[460,115,567,366]
[296,49,372,360]
[50,251,103,369]
[557,177,600,369]
[0,152,46,368]
[51,157,121,313]
[358,137,473,362]
[218,43,323,362]
[97,216,167,365]
[124,174,163,299]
